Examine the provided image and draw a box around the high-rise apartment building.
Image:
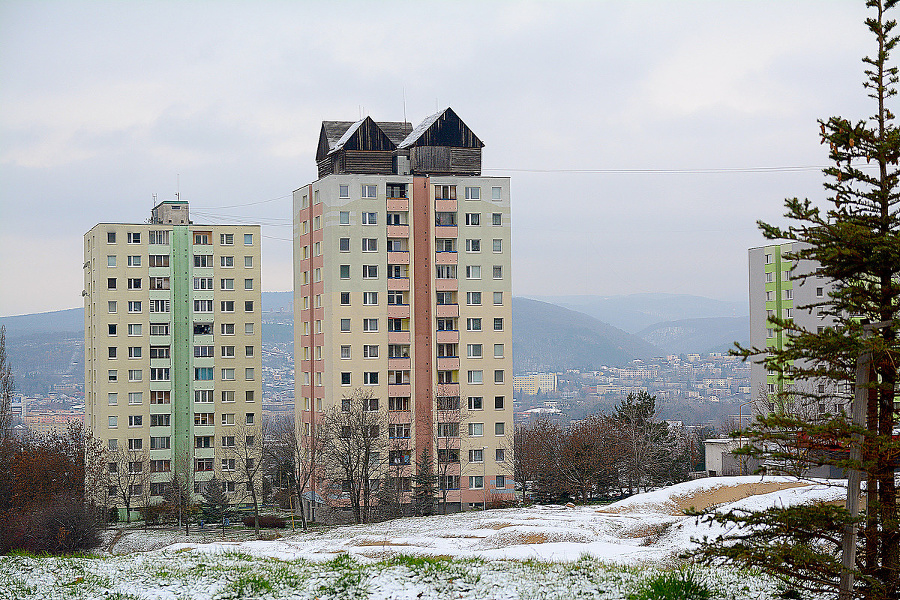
[293,108,514,513]
[748,242,841,416]
[84,201,262,517]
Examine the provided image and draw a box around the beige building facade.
[294,109,514,512]
[84,201,262,514]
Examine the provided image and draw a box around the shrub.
[627,570,710,600]
[2,498,101,554]
[242,514,286,529]
[487,493,517,509]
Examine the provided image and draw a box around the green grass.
[628,569,711,600]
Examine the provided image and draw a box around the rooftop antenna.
[175,174,180,201]
[402,87,407,125]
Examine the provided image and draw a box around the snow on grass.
[1,476,843,599]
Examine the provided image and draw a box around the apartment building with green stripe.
[84,201,261,518]
[748,242,841,416]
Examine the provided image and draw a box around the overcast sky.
[0,1,880,316]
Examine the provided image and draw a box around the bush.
[2,498,101,555]
[627,570,710,600]
[242,514,286,529]
[487,493,518,509]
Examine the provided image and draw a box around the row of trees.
[514,392,695,503]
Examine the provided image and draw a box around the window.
[468,370,483,384]
[150,367,169,381]
[128,392,142,405]
[148,254,169,267]
[244,300,254,312]
[219,413,235,426]
[127,346,142,359]
[244,256,252,268]
[435,212,457,226]
[494,370,505,383]
[493,265,503,279]
[107,277,117,290]
[245,322,254,335]
[221,459,236,472]
[151,460,171,473]
[150,414,170,427]
[467,318,482,331]
[469,476,484,490]
[493,317,504,331]
[495,475,506,488]
[194,413,214,426]
[364,372,379,385]
[108,346,117,359]
[467,344,483,358]
[435,264,457,279]
[469,449,483,463]
[195,367,214,381]
[766,272,774,283]
[816,287,824,298]
[197,390,215,403]
[108,416,117,428]
[363,345,378,358]
[107,232,116,243]
[128,415,142,428]
[244,233,253,246]
[435,184,456,200]
[221,323,235,335]
[150,322,169,336]
[149,299,169,313]
[339,237,351,253]
[468,396,483,410]
[244,278,253,290]
[340,318,351,332]
[362,184,377,198]
[108,301,117,314]
[784,289,793,300]
[193,254,213,268]
[128,438,142,450]
[363,318,378,332]
[218,278,233,290]
[150,436,170,450]
[466,239,481,252]
[468,423,484,437]
[389,424,411,439]
[362,265,377,279]
[361,238,378,252]
[466,291,482,306]
[491,186,502,201]
[465,213,480,226]
[220,256,234,268]
[127,232,141,244]
[193,299,212,313]
[765,253,773,264]
[127,300,141,313]
[108,392,118,405]
[464,186,480,200]
[128,323,141,336]
[362,211,377,225]
[195,458,214,472]
[436,238,456,253]
[339,265,350,280]
[151,391,171,404]
[339,184,349,198]
[221,300,234,312]
[495,422,505,436]
[492,213,502,226]
[437,318,456,331]
[127,278,141,290]
[245,412,255,425]
[221,368,235,381]
[389,396,410,411]
[220,233,234,245]
[466,265,481,279]
[127,255,141,267]
[340,211,350,225]
[495,396,505,410]
[108,324,117,336]
[217,345,233,358]
[339,345,351,360]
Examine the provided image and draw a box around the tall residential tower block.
[294,108,514,512]
[84,201,262,515]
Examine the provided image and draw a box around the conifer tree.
[693,2,899,598]
[412,449,437,516]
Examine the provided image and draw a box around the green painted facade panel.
[171,226,193,471]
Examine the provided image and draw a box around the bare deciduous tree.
[0,326,13,440]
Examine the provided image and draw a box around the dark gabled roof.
[398,107,484,149]
[316,118,412,162]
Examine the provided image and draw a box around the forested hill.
[512,297,662,371]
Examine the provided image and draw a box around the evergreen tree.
[201,477,228,526]
[411,449,437,516]
[693,2,899,598]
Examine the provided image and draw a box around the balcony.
[387,225,409,238]
[434,252,457,265]
[387,304,410,319]
[434,278,458,292]
[435,199,457,212]
[388,383,411,396]
[388,251,410,265]
[437,356,460,371]
[388,331,411,344]
[387,198,409,211]
[435,329,459,344]
[435,303,459,318]
[387,278,410,291]
[434,225,458,238]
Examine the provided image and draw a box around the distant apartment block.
[513,373,558,395]
[748,242,840,415]
[293,108,514,512]
[84,201,262,516]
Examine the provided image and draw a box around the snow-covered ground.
[3,476,845,599]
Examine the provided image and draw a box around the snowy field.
[2,476,845,599]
